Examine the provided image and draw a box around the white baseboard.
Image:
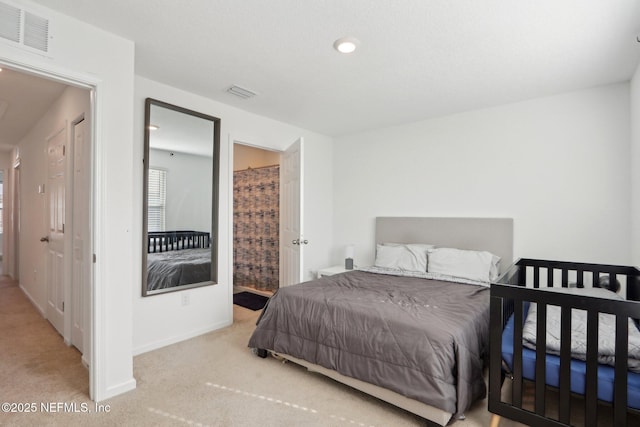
[19,284,45,316]
[132,319,232,356]
[81,354,90,369]
[96,377,137,402]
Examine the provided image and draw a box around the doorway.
[232,143,281,297]
[0,65,93,393]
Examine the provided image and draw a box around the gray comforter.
[147,248,211,290]
[522,286,640,372]
[247,270,490,416]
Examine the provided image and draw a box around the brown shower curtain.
[233,165,279,291]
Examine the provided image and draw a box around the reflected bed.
[146,230,211,291]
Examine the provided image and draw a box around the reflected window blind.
[148,168,166,232]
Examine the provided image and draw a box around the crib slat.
[535,303,547,416]
[561,269,568,287]
[489,295,503,416]
[559,305,572,424]
[547,268,554,287]
[534,267,540,288]
[577,270,584,288]
[513,300,523,408]
[585,310,599,427]
[610,273,617,292]
[614,315,628,427]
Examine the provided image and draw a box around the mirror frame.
[142,98,221,296]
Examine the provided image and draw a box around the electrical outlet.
[181,293,190,306]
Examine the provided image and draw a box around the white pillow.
[427,247,501,283]
[375,244,428,272]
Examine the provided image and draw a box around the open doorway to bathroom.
[232,144,280,298]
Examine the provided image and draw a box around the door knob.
[291,239,299,245]
[40,236,49,242]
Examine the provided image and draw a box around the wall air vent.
[227,85,257,99]
[0,2,21,43]
[24,12,48,52]
[0,1,50,54]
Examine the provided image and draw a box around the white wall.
[133,76,333,355]
[234,144,280,171]
[0,0,136,401]
[631,64,640,267]
[333,83,631,268]
[149,148,212,232]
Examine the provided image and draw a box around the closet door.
[46,126,66,336]
[280,138,304,286]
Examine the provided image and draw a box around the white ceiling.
[21,0,640,137]
[0,67,67,150]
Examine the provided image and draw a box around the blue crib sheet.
[502,304,640,410]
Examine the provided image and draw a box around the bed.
[248,217,514,426]
[146,230,211,291]
[488,258,640,427]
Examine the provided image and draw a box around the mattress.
[501,303,640,409]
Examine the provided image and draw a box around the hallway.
[0,275,89,405]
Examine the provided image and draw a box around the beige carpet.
[2,278,635,426]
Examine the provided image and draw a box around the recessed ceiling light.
[333,37,360,54]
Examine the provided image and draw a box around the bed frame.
[262,217,514,426]
[147,230,210,253]
[489,258,640,427]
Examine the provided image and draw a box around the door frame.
[227,135,302,318]
[0,57,101,400]
[11,160,20,280]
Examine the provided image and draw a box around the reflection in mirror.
[142,98,220,296]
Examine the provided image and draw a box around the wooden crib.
[488,258,640,427]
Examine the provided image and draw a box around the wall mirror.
[142,98,220,296]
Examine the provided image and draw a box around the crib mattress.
[502,305,640,409]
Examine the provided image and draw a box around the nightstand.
[317,265,352,278]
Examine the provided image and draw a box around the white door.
[46,127,66,335]
[71,119,88,351]
[280,138,304,287]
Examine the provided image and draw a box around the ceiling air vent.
[227,85,257,99]
[0,2,50,54]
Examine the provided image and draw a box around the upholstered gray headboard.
[375,217,514,273]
